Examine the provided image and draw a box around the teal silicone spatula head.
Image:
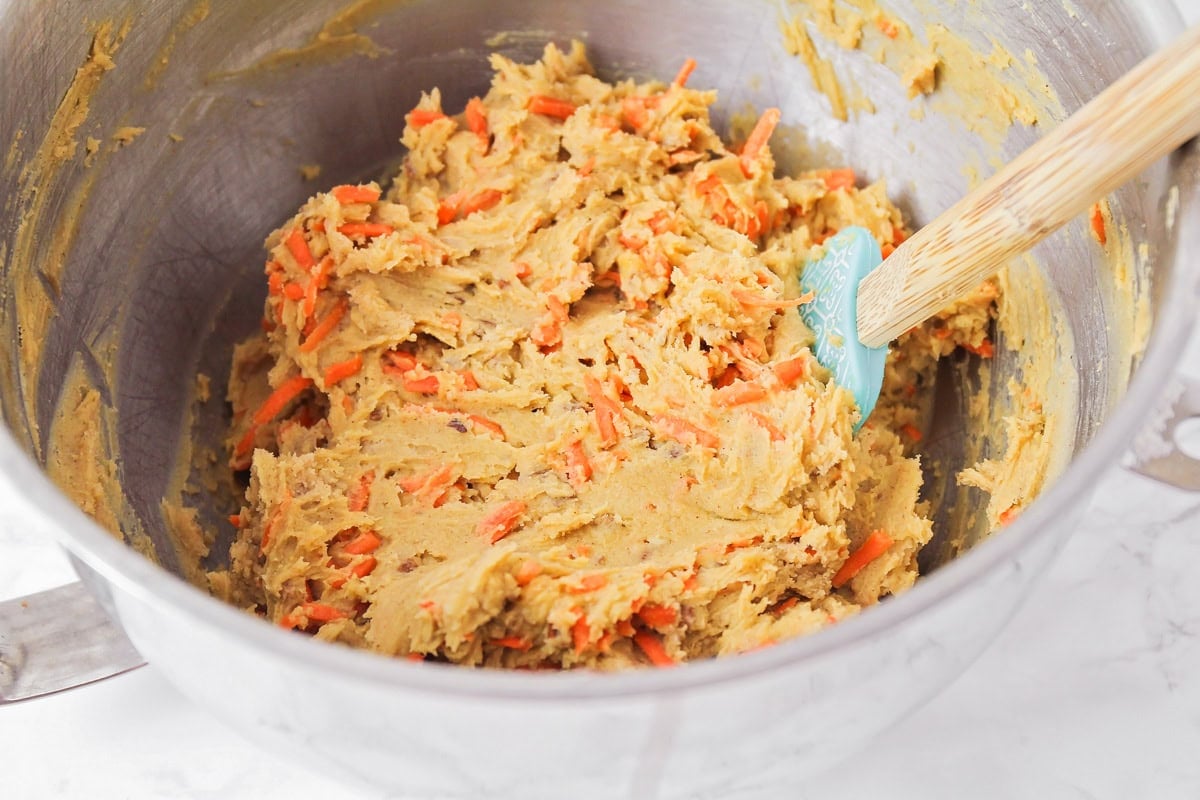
[798,226,887,431]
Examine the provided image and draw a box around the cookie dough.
[222,42,996,669]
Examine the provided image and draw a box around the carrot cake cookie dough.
[221,42,997,669]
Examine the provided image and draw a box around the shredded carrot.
[324,353,363,387]
[513,261,532,279]
[299,299,347,353]
[492,635,532,651]
[282,282,305,301]
[348,471,375,512]
[821,168,856,192]
[437,191,465,226]
[349,556,377,579]
[569,573,608,594]
[332,184,381,204]
[527,95,577,120]
[1090,202,1107,245]
[464,96,489,151]
[584,375,622,446]
[284,228,315,270]
[382,349,418,375]
[875,15,899,38]
[252,376,314,426]
[832,530,893,588]
[771,596,800,617]
[637,603,677,629]
[673,57,697,87]
[773,357,807,386]
[739,107,781,176]
[340,528,381,556]
[633,630,675,667]
[622,96,650,129]
[403,374,440,394]
[514,559,543,587]
[748,411,785,442]
[398,464,457,507]
[900,423,923,442]
[732,288,815,308]
[468,414,506,439]
[407,108,448,127]
[577,156,596,177]
[712,381,766,407]
[338,222,394,238]
[460,188,504,217]
[228,513,242,527]
[964,339,995,358]
[477,499,527,544]
[726,535,764,553]
[571,612,590,654]
[267,271,285,297]
[299,602,346,623]
[999,506,1020,526]
[654,414,720,450]
[458,369,478,390]
[565,439,593,487]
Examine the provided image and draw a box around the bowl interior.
[0,0,1177,583]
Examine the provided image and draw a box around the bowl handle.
[0,581,143,703]
[1124,376,1200,491]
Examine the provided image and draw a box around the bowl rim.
[2,3,1197,703]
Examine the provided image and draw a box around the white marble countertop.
[4,5,1200,798]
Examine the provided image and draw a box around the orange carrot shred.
[398,464,456,506]
[571,612,590,654]
[343,528,382,555]
[673,57,697,87]
[515,559,543,587]
[404,374,440,394]
[332,184,381,204]
[739,107,781,176]
[999,506,1020,526]
[633,630,675,667]
[348,471,375,512]
[821,168,856,192]
[773,357,807,386]
[477,500,527,544]
[253,375,314,426]
[831,530,893,588]
[338,222,394,238]
[299,299,347,353]
[900,423,923,442]
[228,513,242,527]
[283,282,305,301]
[622,96,650,129]
[1090,202,1107,245]
[964,339,996,359]
[564,439,593,488]
[654,414,720,450]
[407,108,448,127]
[527,95,577,120]
[876,16,900,38]
[349,556,377,579]
[285,228,315,270]
[712,381,767,407]
[437,191,465,226]
[637,603,677,629]
[731,288,814,308]
[459,188,504,217]
[584,375,622,446]
[569,573,608,594]
[468,414,506,439]
[492,635,532,651]
[299,602,346,623]
[324,353,363,387]
[465,97,489,151]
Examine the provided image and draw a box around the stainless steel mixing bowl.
[1,1,1197,797]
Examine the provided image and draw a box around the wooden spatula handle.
[856,24,1200,349]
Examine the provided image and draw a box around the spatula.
[799,24,1200,428]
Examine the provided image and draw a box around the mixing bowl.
[1,0,1197,796]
